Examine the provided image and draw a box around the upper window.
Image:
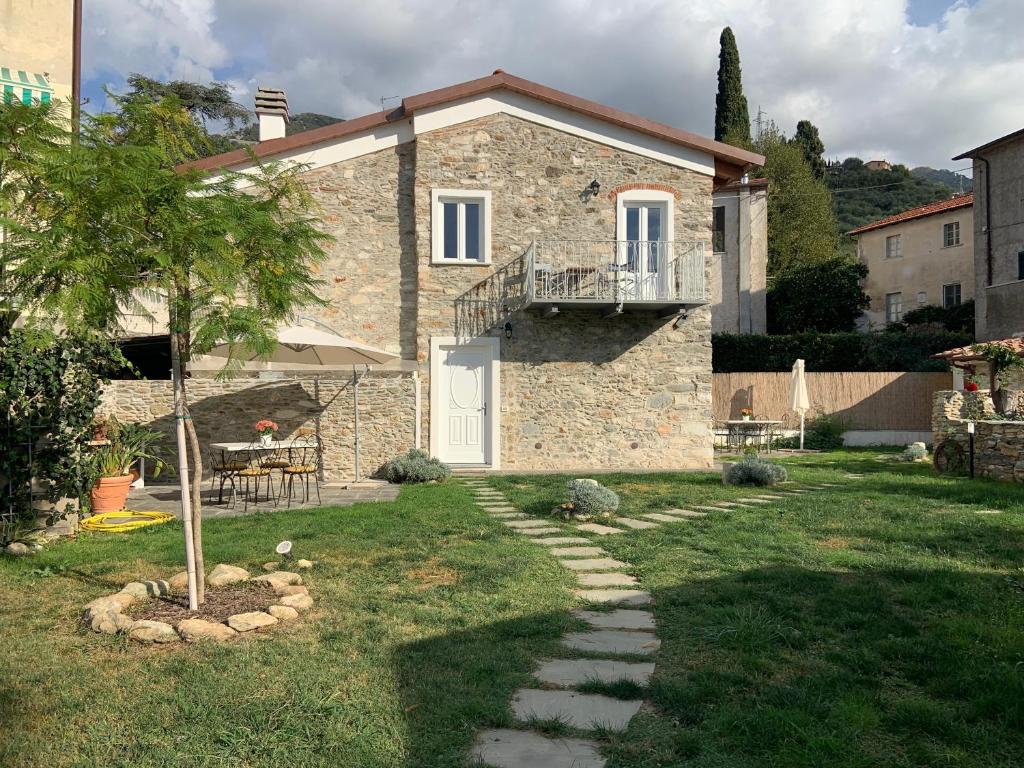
[885,235,902,259]
[942,283,962,308]
[431,189,491,265]
[712,206,726,253]
[885,292,903,323]
[943,221,961,248]
[1018,250,1024,281]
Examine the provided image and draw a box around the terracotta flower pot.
[91,475,134,513]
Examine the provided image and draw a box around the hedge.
[712,331,972,373]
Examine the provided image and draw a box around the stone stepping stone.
[575,589,652,606]
[663,509,707,518]
[691,505,726,513]
[511,689,642,731]
[490,512,527,519]
[844,474,865,479]
[713,501,743,507]
[735,498,772,504]
[534,658,655,687]
[819,483,838,487]
[519,527,564,536]
[504,519,550,529]
[562,629,660,655]
[788,489,811,494]
[533,536,593,546]
[559,558,630,571]
[576,523,625,536]
[574,608,655,630]
[577,572,638,588]
[480,505,518,511]
[615,517,660,530]
[975,509,1003,514]
[754,495,785,500]
[641,513,684,523]
[550,546,605,558]
[473,729,606,768]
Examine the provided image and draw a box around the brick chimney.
[254,87,289,142]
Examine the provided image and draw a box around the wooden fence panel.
[713,372,953,430]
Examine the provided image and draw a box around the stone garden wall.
[932,390,1024,482]
[99,374,418,482]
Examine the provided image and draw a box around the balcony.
[455,239,707,338]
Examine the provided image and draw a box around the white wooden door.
[439,344,489,464]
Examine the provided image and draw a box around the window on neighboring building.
[943,221,961,247]
[917,291,927,306]
[943,283,962,308]
[885,234,902,259]
[1018,250,1024,281]
[430,189,491,264]
[885,292,903,323]
[712,206,725,253]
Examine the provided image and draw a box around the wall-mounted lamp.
[503,322,513,340]
[579,179,601,203]
[673,310,689,329]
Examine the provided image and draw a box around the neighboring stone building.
[1,0,77,107]
[711,178,768,334]
[865,159,892,172]
[106,71,764,476]
[954,129,1024,340]
[849,194,974,329]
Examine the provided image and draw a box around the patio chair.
[712,422,730,450]
[208,448,247,505]
[237,446,277,512]
[283,434,323,508]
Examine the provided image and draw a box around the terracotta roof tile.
[847,193,973,236]
[932,337,1024,362]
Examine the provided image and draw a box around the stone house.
[954,128,1024,340]
[106,70,764,477]
[849,194,974,329]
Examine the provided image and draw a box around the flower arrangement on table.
[739,408,754,421]
[255,419,279,446]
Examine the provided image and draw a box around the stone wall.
[932,389,1024,482]
[412,113,714,469]
[99,375,418,482]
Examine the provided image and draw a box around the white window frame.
[885,291,903,323]
[943,221,961,248]
[615,189,675,244]
[942,282,962,308]
[885,234,902,259]
[431,189,492,265]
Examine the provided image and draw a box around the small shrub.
[900,442,928,462]
[725,455,788,486]
[380,449,451,484]
[557,479,620,520]
[804,412,846,450]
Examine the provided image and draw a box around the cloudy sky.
[82,0,1022,170]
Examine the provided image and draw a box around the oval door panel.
[449,365,481,409]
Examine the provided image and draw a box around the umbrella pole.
[799,413,805,452]
[353,366,360,482]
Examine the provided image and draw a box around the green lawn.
[2,450,1023,767]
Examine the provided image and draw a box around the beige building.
[0,0,77,107]
[849,194,974,329]
[711,178,768,334]
[104,70,765,476]
[954,129,1024,340]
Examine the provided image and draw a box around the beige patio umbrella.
[207,322,398,480]
[790,358,810,451]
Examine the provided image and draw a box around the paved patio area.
[125,481,400,519]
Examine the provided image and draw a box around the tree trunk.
[168,302,199,610]
[183,408,205,603]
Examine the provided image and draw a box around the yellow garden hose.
[80,510,175,533]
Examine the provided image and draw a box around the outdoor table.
[724,420,783,452]
[209,438,306,455]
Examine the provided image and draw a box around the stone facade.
[932,390,1024,482]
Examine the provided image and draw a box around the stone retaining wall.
[932,389,1024,482]
[100,375,418,482]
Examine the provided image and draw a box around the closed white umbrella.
[208,323,398,480]
[789,358,810,450]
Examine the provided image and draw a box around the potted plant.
[740,408,754,421]
[90,418,167,513]
[255,419,279,447]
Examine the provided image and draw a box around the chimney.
[255,86,289,142]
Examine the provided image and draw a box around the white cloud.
[83,0,1024,168]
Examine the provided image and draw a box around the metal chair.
[237,445,276,512]
[283,435,323,508]
[209,449,246,505]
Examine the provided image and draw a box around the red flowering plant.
[964,381,979,392]
[255,419,279,437]
[740,408,754,417]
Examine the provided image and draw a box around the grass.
[492,449,1024,767]
[2,449,1023,766]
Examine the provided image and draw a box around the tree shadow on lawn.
[395,565,1024,768]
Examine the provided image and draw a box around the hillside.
[229,112,344,143]
[911,166,973,194]
[829,158,956,234]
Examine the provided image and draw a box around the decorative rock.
[473,729,605,768]
[207,563,250,587]
[268,605,300,621]
[251,571,303,586]
[295,559,314,569]
[85,605,134,634]
[4,542,30,556]
[121,580,171,599]
[129,619,180,644]
[263,562,279,572]
[177,619,238,642]
[168,571,189,591]
[85,592,136,613]
[278,593,313,611]
[227,611,279,632]
[274,584,309,597]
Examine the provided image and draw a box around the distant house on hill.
[848,194,974,329]
[865,159,892,171]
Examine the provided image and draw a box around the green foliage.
[773,412,846,450]
[90,416,167,478]
[791,120,825,178]
[767,257,870,333]
[752,123,839,274]
[830,158,956,235]
[0,329,128,534]
[380,449,451,484]
[900,443,928,462]
[725,455,787,486]
[715,27,751,144]
[910,166,973,194]
[230,112,344,143]
[124,74,250,128]
[972,342,1024,414]
[898,301,975,334]
[566,479,620,519]
[712,330,971,372]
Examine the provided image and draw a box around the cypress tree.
[714,27,751,145]
[792,119,826,178]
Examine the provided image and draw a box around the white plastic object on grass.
[276,541,293,560]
